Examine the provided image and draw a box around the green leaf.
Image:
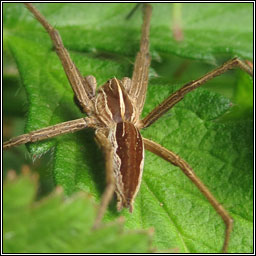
[3,3,253,253]
[3,172,153,253]
[3,3,253,61]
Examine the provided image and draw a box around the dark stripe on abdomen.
[115,122,144,208]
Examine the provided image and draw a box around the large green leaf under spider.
[3,3,252,253]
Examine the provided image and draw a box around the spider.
[3,3,253,253]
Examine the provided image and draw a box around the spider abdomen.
[109,121,144,212]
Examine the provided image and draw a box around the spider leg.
[141,58,253,128]
[74,75,97,112]
[93,130,116,229]
[3,118,90,150]
[130,4,152,117]
[143,137,233,253]
[84,75,97,99]
[25,3,95,115]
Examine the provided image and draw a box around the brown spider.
[3,3,253,253]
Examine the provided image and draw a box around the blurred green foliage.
[3,173,153,253]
